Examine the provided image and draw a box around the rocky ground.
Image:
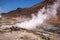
[0,18,60,40]
[0,0,60,40]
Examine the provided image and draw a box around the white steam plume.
[46,2,59,19]
[14,1,59,30]
[14,7,48,30]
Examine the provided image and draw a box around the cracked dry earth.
[0,19,60,40]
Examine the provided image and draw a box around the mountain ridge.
[1,0,60,23]
[1,0,55,17]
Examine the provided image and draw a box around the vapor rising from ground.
[14,0,59,30]
[0,0,60,40]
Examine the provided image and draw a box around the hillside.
[1,0,55,17]
[0,0,60,40]
[1,0,60,23]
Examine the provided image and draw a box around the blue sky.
[0,0,44,13]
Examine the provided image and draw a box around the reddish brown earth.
[1,0,60,23]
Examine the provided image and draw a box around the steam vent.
[0,0,60,40]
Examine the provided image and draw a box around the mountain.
[0,0,60,40]
[1,0,60,23]
[1,0,55,17]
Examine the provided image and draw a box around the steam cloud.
[14,1,59,30]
